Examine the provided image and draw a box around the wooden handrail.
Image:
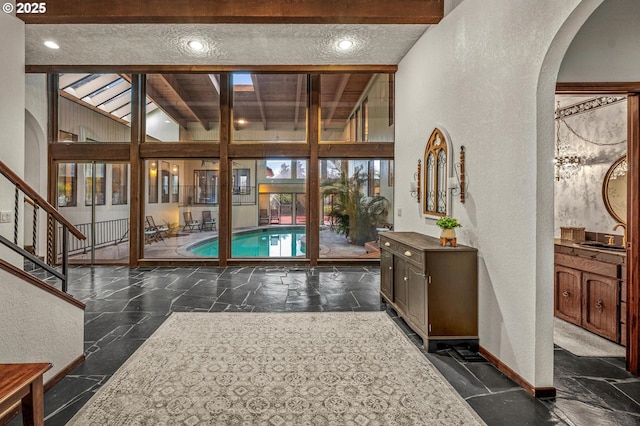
[0,161,85,240]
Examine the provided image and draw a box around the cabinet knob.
[388,266,392,270]
[595,299,604,312]
[562,291,570,298]
[404,250,412,257]
[404,277,408,282]
[384,242,390,247]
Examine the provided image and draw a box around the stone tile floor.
[11,266,640,425]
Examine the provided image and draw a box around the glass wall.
[231,159,307,258]
[232,73,308,143]
[320,73,394,143]
[58,73,132,142]
[319,159,393,258]
[143,159,219,259]
[56,162,130,264]
[145,74,221,142]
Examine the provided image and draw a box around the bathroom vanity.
[554,239,627,345]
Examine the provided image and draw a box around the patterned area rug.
[67,312,484,425]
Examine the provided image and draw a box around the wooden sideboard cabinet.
[379,232,478,352]
[554,242,627,345]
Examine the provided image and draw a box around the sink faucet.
[613,223,627,248]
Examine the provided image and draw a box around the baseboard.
[45,354,86,392]
[479,346,556,398]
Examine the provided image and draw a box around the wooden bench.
[0,363,51,426]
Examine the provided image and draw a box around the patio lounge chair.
[259,209,269,225]
[182,211,200,232]
[146,216,169,239]
[201,210,217,231]
[270,209,280,224]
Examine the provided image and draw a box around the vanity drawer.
[554,253,619,278]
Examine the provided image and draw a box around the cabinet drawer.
[380,237,398,252]
[554,253,619,278]
[395,242,425,267]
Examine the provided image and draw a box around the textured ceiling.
[25,24,430,66]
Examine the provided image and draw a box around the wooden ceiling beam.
[251,74,269,131]
[145,83,189,129]
[323,74,351,130]
[160,74,211,131]
[294,75,304,131]
[18,0,444,24]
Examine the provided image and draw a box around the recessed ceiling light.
[44,41,60,49]
[188,40,204,51]
[337,39,354,51]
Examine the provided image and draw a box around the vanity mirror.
[602,155,627,224]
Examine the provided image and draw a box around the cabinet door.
[582,273,619,342]
[554,265,582,325]
[406,264,428,334]
[380,250,393,302]
[393,257,408,313]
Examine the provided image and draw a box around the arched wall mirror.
[423,128,447,217]
[602,155,627,224]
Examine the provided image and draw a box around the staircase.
[0,160,86,423]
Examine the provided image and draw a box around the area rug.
[554,317,626,358]
[67,312,484,425]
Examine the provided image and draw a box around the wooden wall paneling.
[139,143,221,159]
[228,144,310,159]
[17,0,444,25]
[46,74,59,265]
[27,65,398,75]
[219,74,231,267]
[318,142,394,158]
[49,144,131,162]
[130,74,144,266]
[556,82,640,94]
[308,75,321,265]
[627,94,640,374]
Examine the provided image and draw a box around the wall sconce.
[450,146,466,203]
[410,160,421,202]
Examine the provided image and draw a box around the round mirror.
[602,155,627,224]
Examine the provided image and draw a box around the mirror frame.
[602,155,627,224]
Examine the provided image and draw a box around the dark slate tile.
[44,390,97,426]
[615,381,640,406]
[573,377,640,413]
[83,298,130,313]
[549,397,640,426]
[185,282,226,298]
[351,289,383,306]
[324,293,358,309]
[286,294,327,306]
[465,362,520,393]
[215,288,251,305]
[171,294,216,311]
[209,302,231,312]
[423,352,490,399]
[554,349,634,380]
[123,298,172,313]
[286,304,323,312]
[467,389,564,426]
[123,316,168,339]
[43,376,101,417]
[72,338,145,376]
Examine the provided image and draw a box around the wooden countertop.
[554,238,626,265]
[381,232,477,252]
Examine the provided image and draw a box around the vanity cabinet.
[380,232,478,352]
[554,245,626,344]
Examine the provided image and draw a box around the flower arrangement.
[435,216,461,230]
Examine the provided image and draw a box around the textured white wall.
[0,269,85,383]
[0,13,26,266]
[396,0,603,387]
[559,0,640,82]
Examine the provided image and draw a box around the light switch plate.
[1,211,11,223]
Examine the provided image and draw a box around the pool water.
[189,227,306,257]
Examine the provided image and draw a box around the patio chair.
[182,211,201,232]
[259,209,269,225]
[146,216,169,239]
[201,210,217,231]
[270,208,280,224]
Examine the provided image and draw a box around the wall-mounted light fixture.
[449,146,466,203]
[410,160,421,202]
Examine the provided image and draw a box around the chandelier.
[554,103,585,181]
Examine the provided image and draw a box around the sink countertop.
[554,238,626,264]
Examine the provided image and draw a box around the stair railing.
[0,160,85,292]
